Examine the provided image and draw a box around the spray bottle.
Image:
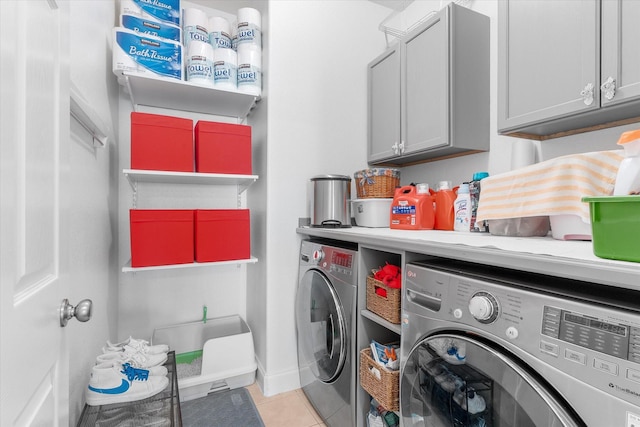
[453,183,472,232]
[614,129,640,195]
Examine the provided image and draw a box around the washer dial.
[469,291,499,323]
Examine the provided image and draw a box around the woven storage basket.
[359,347,399,411]
[366,275,401,324]
[354,168,400,198]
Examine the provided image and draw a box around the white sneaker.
[97,350,168,371]
[104,337,169,355]
[85,362,168,406]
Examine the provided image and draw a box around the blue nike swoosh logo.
[88,379,130,395]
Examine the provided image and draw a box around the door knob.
[59,298,93,327]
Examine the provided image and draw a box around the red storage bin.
[195,121,252,175]
[131,112,194,172]
[195,209,250,262]
[130,209,194,267]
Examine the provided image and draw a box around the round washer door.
[401,333,584,427]
[296,269,347,383]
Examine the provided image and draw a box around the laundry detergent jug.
[434,181,458,231]
[390,184,435,230]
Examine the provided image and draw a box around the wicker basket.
[354,168,400,199]
[366,275,401,324]
[359,347,399,411]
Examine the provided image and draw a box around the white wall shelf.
[122,257,259,273]
[123,169,258,194]
[361,309,402,335]
[120,72,260,118]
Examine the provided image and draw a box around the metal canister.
[310,175,352,228]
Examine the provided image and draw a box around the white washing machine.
[400,257,640,427]
[296,240,358,427]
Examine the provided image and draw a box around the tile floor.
[246,383,327,427]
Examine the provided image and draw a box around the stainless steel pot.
[310,174,352,228]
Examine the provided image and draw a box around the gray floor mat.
[180,388,265,427]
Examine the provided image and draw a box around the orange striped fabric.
[476,150,624,223]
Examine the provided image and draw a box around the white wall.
[68,0,120,421]
[261,0,390,395]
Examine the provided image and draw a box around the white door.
[0,0,71,425]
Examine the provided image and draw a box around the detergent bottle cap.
[416,183,430,194]
[458,183,470,194]
[437,180,452,191]
[617,129,640,157]
[472,172,489,181]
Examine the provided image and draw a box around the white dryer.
[400,257,640,427]
[296,240,358,427]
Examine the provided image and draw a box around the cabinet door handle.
[399,140,405,154]
[601,76,616,100]
[391,141,399,155]
[580,83,594,106]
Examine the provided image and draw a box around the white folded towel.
[476,150,624,224]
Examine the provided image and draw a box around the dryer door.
[401,333,584,427]
[296,269,347,383]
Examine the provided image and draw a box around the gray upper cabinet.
[498,0,640,140]
[601,0,640,108]
[368,3,489,165]
[368,46,401,163]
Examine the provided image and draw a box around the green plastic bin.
[582,196,640,263]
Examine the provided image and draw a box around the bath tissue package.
[113,27,183,81]
[120,0,181,27]
[121,13,181,42]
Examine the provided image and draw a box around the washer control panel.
[300,241,357,284]
[542,306,640,364]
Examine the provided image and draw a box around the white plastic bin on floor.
[152,314,257,402]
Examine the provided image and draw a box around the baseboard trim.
[254,359,301,397]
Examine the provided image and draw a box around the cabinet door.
[368,46,401,163]
[402,7,449,155]
[601,0,640,107]
[498,0,599,132]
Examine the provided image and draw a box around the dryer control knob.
[312,250,324,263]
[469,292,498,323]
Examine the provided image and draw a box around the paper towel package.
[120,13,181,42]
[112,27,183,81]
[182,8,209,51]
[208,16,232,50]
[120,0,180,27]
[236,7,261,48]
[237,44,261,96]
[186,41,214,87]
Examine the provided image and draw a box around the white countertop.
[297,226,640,292]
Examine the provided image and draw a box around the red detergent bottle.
[434,181,458,231]
[390,184,435,230]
